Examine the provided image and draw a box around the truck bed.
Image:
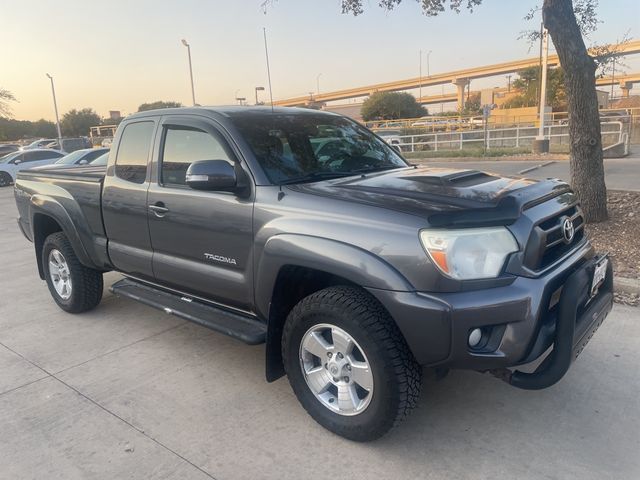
[15,165,108,253]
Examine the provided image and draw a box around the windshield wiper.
[279,171,357,185]
[348,165,404,175]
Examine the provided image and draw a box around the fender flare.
[29,194,101,278]
[255,234,414,320]
[256,234,415,382]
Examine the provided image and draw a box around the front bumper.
[368,242,613,386]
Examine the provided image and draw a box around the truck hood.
[287,166,572,227]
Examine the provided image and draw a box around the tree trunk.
[543,0,608,223]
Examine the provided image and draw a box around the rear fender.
[30,194,102,278]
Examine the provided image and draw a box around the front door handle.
[149,203,169,217]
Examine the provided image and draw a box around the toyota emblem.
[562,218,575,243]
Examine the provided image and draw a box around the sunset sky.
[1,0,639,121]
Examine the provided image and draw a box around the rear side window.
[25,151,61,161]
[115,121,155,184]
[161,127,234,186]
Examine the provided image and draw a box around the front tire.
[42,232,103,313]
[282,286,421,441]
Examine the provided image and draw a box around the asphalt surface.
[417,150,640,191]
[0,186,639,480]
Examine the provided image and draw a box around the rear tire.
[42,232,103,313]
[282,286,421,441]
[0,172,12,187]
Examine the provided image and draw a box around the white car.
[20,139,57,150]
[0,149,65,187]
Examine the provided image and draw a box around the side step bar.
[110,278,267,345]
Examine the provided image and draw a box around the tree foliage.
[137,101,182,112]
[361,92,427,121]
[60,108,102,137]
[0,118,57,141]
[0,88,16,119]
[503,66,567,109]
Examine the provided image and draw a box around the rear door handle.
[149,203,169,217]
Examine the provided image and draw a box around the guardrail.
[376,121,626,153]
[365,107,640,132]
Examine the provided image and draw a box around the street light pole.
[181,39,196,106]
[419,50,422,102]
[316,73,322,95]
[419,50,432,103]
[45,73,62,143]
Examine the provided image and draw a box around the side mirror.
[79,159,88,165]
[186,159,237,191]
[13,159,22,165]
[391,145,402,154]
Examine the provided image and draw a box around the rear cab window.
[115,121,155,184]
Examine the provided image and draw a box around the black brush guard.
[491,255,614,390]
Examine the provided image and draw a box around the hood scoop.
[405,169,497,187]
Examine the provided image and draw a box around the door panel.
[102,119,157,279]
[147,116,254,311]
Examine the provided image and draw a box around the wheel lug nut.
[344,376,350,382]
[346,365,351,371]
[324,363,328,369]
[337,353,343,359]
[327,352,332,358]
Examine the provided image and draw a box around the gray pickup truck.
[14,107,613,441]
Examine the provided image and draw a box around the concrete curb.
[614,276,640,296]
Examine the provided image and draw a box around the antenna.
[263,27,274,112]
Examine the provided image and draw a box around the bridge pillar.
[452,78,470,111]
[619,81,633,98]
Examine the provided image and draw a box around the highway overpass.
[274,40,640,109]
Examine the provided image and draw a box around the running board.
[110,278,266,345]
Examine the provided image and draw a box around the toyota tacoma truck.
[14,107,613,441]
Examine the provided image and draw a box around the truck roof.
[126,106,342,121]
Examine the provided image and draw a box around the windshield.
[90,152,109,166]
[0,152,19,164]
[55,150,87,165]
[230,113,407,184]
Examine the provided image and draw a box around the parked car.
[21,139,57,150]
[0,148,65,186]
[0,144,20,156]
[88,151,109,166]
[14,107,612,441]
[47,148,110,168]
[43,137,93,153]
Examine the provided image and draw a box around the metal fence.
[375,120,628,153]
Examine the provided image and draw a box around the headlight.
[419,227,518,280]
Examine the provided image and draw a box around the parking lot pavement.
[0,185,639,480]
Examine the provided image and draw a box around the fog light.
[468,328,483,347]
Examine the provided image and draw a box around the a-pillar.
[619,81,633,98]
[452,78,470,111]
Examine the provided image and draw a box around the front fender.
[254,233,413,320]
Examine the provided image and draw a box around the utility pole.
[181,39,196,106]
[316,73,322,95]
[506,74,512,93]
[45,74,62,143]
[610,57,616,100]
[263,27,274,110]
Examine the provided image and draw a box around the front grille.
[523,205,585,271]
